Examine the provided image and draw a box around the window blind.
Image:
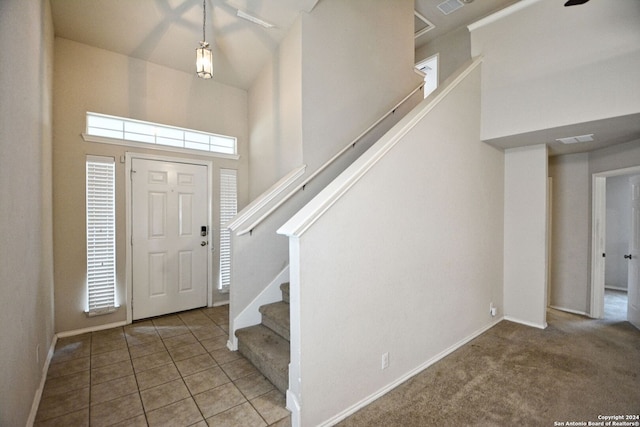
[219,169,238,291]
[86,156,117,315]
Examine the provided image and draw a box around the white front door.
[132,159,209,320]
[628,175,640,329]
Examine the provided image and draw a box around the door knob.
[624,254,632,259]
[201,241,208,246]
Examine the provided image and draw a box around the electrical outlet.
[381,352,389,370]
[490,302,497,317]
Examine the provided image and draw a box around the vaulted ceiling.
[49,0,640,155]
[50,0,514,90]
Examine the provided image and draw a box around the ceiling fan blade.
[564,0,590,6]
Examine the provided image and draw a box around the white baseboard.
[287,389,302,427]
[503,315,547,329]
[548,305,589,317]
[26,334,57,427]
[317,318,504,427]
[56,320,128,338]
[213,300,229,307]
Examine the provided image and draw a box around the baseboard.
[287,389,301,427]
[26,334,57,426]
[548,306,590,317]
[503,315,547,329]
[56,320,128,338]
[213,300,229,307]
[317,318,503,427]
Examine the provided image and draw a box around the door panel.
[132,159,208,320]
[629,176,640,329]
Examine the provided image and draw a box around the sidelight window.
[86,156,118,315]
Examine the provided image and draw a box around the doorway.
[415,54,438,98]
[126,153,213,322]
[591,165,640,329]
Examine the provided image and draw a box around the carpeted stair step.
[260,301,290,341]
[235,324,290,394]
[280,282,289,303]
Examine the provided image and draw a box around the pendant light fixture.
[196,0,213,79]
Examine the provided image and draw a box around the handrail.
[278,56,484,238]
[236,82,425,236]
[227,165,306,232]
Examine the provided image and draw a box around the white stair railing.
[227,82,424,349]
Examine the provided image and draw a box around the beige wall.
[300,0,423,172]
[470,0,640,141]
[503,144,549,327]
[248,18,303,199]
[548,153,590,313]
[0,0,55,424]
[548,140,640,315]
[53,38,249,333]
[248,0,422,198]
[282,64,505,425]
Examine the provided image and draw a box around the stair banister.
[236,81,425,237]
[227,165,307,233]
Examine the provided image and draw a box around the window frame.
[83,112,239,160]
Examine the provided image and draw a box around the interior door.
[132,159,209,320]
[628,175,640,329]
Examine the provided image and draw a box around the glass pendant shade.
[196,42,213,79]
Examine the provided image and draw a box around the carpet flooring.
[338,305,640,426]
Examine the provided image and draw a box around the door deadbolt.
[201,241,208,246]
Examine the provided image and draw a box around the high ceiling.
[50,0,639,155]
[50,0,319,90]
[414,0,516,50]
[50,0,515,90]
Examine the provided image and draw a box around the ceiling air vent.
[556,134,595,144]
[437,0,464,15]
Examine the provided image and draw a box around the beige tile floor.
[35,305,291,427]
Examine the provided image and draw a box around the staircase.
[235,282,290,393]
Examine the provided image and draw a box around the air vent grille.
[556,134,595,144]
[437,0,464,15]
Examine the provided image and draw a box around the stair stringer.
[227,265,290,351]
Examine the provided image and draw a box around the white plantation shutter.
[86,156,118,314]
[219,169,237,291]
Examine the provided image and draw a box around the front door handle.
[624,254,632,259]
[201,241,208,246]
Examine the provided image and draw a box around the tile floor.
[35,305,290,427]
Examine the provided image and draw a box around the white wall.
[0,0,55,424]
[606,175,633,291]
[548,153,590,313]
[248,18,303,199]
[299,0,423,172]
[415,26,471,86]
[281,62,504,426]
[470,0,640,141]
[504,144,548,328]
[53,38,249,333]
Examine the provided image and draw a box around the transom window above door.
[83,112,238,159]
